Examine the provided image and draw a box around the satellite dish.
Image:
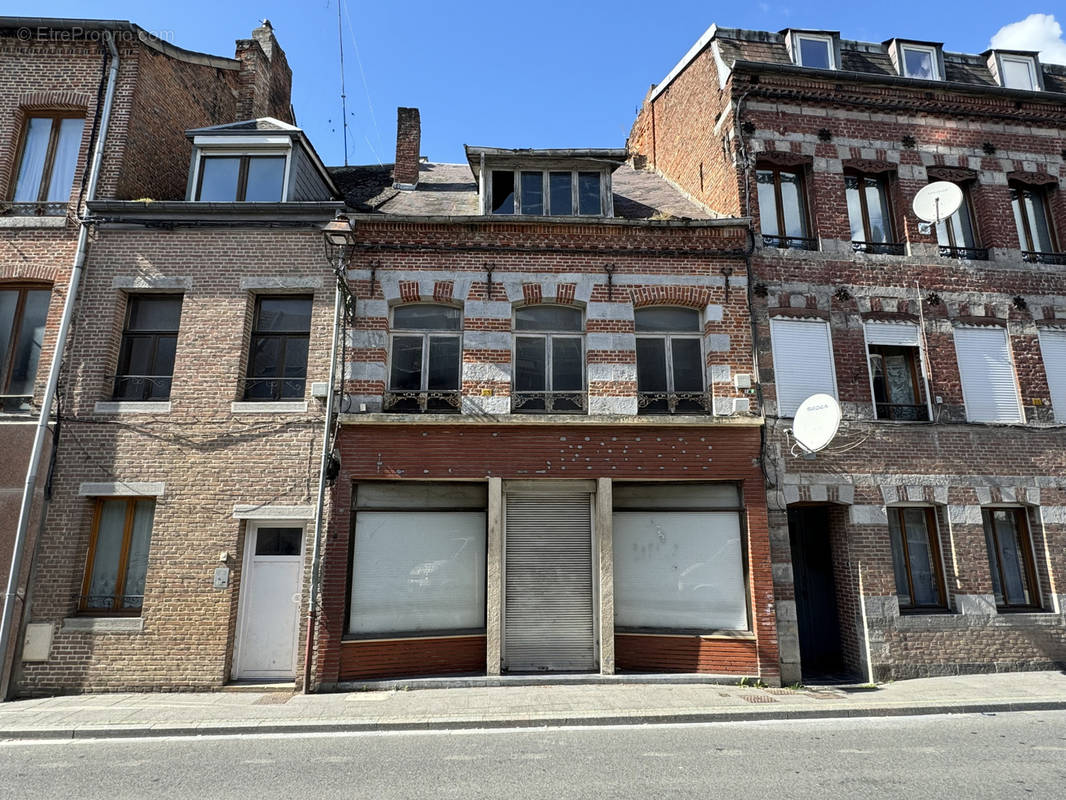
[912,181,963,224]
[792,393,842,453]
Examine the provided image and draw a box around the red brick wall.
[615,634,757,674]
[339,636,486,681]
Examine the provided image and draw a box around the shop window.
[243,295,312,400]
[10,113,84,214]
[983,508,1040,609]
[385,304,462,413]
[0,285,50,412]
[888,507,946,610]
[512,305,585,413]
[113,295,182,401]
[769,318,837,417]
[756,165,814,249]
[80,498,155,614]
[635,307,707,414]
[952,327,1023,423]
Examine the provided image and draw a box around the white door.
[234,524,305,680]
[503,491,596,672]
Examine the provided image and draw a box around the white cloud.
[989,13,1066,65]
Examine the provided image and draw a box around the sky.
[6,2,1066,167]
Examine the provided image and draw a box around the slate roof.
[328,161,713,220]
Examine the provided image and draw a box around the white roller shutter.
[953,327,1023,423]
[864,321,921,347]
[1038,329,1066,422]
[770,318,838,417]
[504,492,595,671]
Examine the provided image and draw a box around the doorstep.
[221,681,297,693]
[329,671,770,692]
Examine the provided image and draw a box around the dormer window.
[999,54,1040,90]
[788,32,836,69]
[490,169,604,216]
[196,154,286,202]
[900,44,940,80]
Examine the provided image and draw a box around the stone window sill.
[62,616,144,634]
[0,216,68,229]
[94,401,172,414]
[231,401,308,414]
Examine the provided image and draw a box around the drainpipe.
[302,279,343,693]
[0,31,120,700]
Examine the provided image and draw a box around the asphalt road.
[1,711,1065,799]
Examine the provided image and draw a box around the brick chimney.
[234,20,294,123]
[393,107,421,189]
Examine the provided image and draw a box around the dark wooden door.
[788,506,845,679]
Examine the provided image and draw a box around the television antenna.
[913,181,963,235]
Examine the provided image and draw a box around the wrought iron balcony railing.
[938,245,989,261]
[240,377,306,402]
[1022,251,1066,266]
[637,391,713,415]
[0,394,33,414]
[2,201,70,217]
[875,403,930,422]
[77,594,144,612]
[112,374,173,402]
[511,391,586,413]
[761,234,819,251]
[382,389,461,413]
[852,240,905,256]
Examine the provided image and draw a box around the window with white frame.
[952,326,1023,423]
[635,307,707,414]
[386,304,462,413]
[899,44,941,80]
[349,482,486,636]
[998,55,1040,90]
[613,483,748,631]
[865,322,929,422]
[769,318,837,417]
[792,34,835,69]
[1038,328,1066,423]
[490,169,606,216]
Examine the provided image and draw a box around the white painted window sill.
[94,401,172,414]
[0,216,68,229]
[62,617,144,634]
[231,401,308,414]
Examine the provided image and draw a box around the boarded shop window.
[349,482,487,636]
[80,498,155,613]
[612,483,748,632]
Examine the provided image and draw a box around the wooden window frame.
[113,294,183,401]
[936,182,981,250]
[79,497,153,615]
[243,294,312,401]
[888,506,947,612]
[868,344,929,422]
[0,282,51,397]
[982,506,1041,610]
[844,169,898,245]
[8,111,85,206]
[756,164,812,240]
[1010,182,1059,254]
[488,168,608,217]
[195,154,286,202]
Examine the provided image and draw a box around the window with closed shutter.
[952,327,1023,423]
[769,318,838,417]
[1038,329,1066,423]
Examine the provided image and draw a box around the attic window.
[999,55,1039,90]
[794,34,835,69]
[196,154,286,202]
[900,44,940,80]
[489,169,605,216]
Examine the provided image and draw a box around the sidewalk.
[1,671,1064,741]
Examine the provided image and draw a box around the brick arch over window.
[0,265,59,284]
[630,287,713,309]
[1,92,93,202]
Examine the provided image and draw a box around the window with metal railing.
[512,305,585,413]
[113,295,182,401]
[385,304,462,413]
[635,307,710,414]
[7,112,84,216]
[243,295,312,401]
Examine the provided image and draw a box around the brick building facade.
[629,25,1066,681]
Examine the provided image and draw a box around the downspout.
[0,31,120,700]
[302,274,344,693]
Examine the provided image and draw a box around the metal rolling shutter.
[864,321,921,347]
[953,327,1024,423]
[504,492,595,671]
[769,318,838,417]
[1038,329,1066,423]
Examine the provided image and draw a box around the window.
[983,508,1040,609]
[80,498,155,613]
[1011,183,1058,259]
[934,182,983,258]
[900,45,941,80]
[888,507,946,610]
[1038,329,1066,423]
[793,34,835,69]
[244,295,312,400]
[11,113,84,213]
[635,307,707,414]
[114,295,182,401]
[999,55,1039,90]
[769,318,837,417]
[196,155,286,201]
[385,304,462,413]
[0,285,51,412]
[756,165,813,249]
[952,327,1023,423]
[489,169,604,216]
[612,483,748,631]
[865,321,929,422]
[513,305,584,412]
[845,171,901,253]
[349,482,486,636]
